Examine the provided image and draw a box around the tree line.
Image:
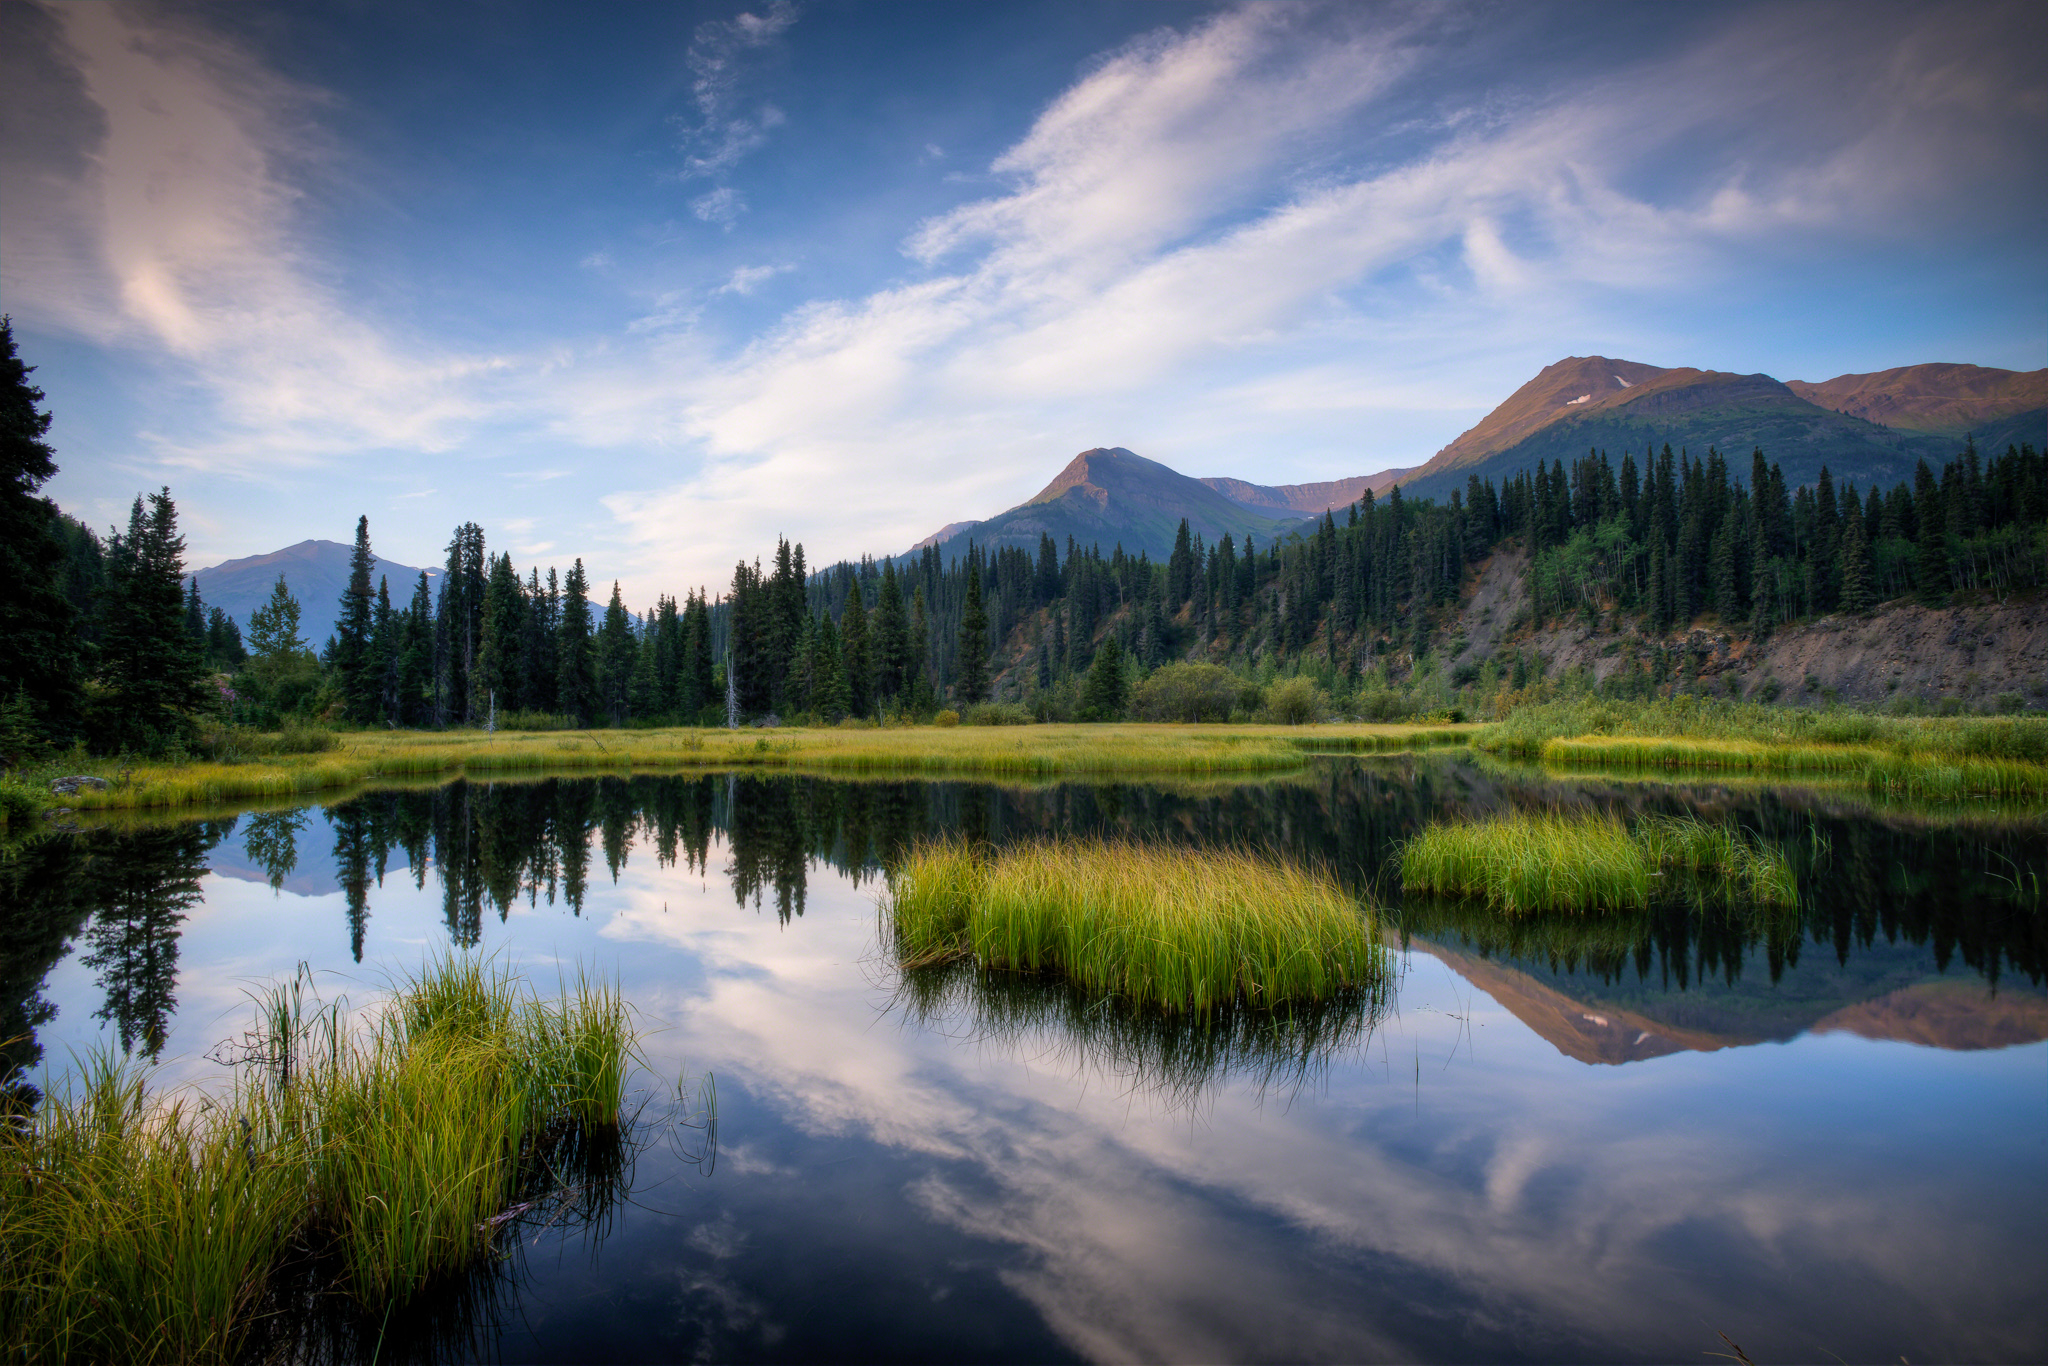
[5,312,2044,760]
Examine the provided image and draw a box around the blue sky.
[4,0,2043,603]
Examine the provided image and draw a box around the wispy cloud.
[716,263,794,296]
[6,1,508,474]
[587,0,2046,596]
[671,0,799,219]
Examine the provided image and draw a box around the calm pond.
[5,756,2045,1363]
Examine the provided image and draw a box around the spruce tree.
[557,559,595,724]
[334,515,376,721]
[872,562,909,704]
[596,583,636,725]
[1079,634,1126,721]
[0,317,84,744]
[98,490,208,752]
[1913,461,1949,604]
[842,590,872,717]
[907,587,936,714]
[1839,498,1875,614]
[955,551,990,705]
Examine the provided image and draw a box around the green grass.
[1399,811,1797,914]
[1477,698,2048,800]
[18,721,1476,817]
[885,837,1385,1014]
[0,957,644,1363]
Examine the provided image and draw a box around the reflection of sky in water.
[23,807,2048,1363]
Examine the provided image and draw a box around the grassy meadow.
[1399,810,1798,914]
[1475,698,2048,799]
[0,957,647,1364]
[5,720,1477,820]
[886,837,1385,1014]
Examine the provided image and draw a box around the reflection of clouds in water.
[594,839,2045,1361]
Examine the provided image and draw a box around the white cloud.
[581,0,2047,599]
[670,0,799,219]
[716,263,793,296]
[6,1,510,474]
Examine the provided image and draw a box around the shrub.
[931,709,960,728]
[962,702,1033,726]
[1261,676,1326,725]
[1127,663,1242,723]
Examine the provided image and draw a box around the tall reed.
[1398,811,1796,913]
[887,838,1384,1013]
[0,956,643,1363]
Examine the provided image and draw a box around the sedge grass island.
[0,957,648,1364]
[886,838,1385,1014]
[1399,811,1798,914]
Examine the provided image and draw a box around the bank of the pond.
[1477,699,2048,799]
[1400,811,1797,913]
[11,721,1476,818]
[0,958,645,1365]
[888,838,1384,1013]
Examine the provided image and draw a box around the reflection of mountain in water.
[1413,940,2048,1065]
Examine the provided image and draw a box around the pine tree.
[334,515,376,721]
[1839,498,1875,614]
[0,317,84,744]
[842,590,872,717]
[596,583,635,725]
[474,552,523,719]
[557,559,595,724]
[1913,460,1949,605]
[811,614,850,720]
[98,490,208,752]
[955,551,990,705]
[871,562,909,705]
[1079,634,1126,721]
[907,587,936,714]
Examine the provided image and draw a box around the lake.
[5,756,2045,1363]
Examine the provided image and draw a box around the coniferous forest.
[4,318,2045,762]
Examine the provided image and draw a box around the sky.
[4,0,2044,603]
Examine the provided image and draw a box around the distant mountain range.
[191,540,439,646]
[905,358,2045,564]
[1389,356,2046,502]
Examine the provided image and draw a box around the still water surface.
[5,757,2045,1363]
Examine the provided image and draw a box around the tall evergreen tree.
[0,317,84,744]
[1079,634,1126,721]
[955,550,990,705]
[98,490,208,752]
[557,559,595,724]
[842,590,872,717]
[871,562,910,704]
[596,582,635,725]
[333,516,377,722]
[1839,497,1875,614]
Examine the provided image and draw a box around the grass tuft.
[886,838,1384,1014]
[0,956,645,1363]
[1399,811,1796,914]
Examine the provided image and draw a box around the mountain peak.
[1027,446,1154,507]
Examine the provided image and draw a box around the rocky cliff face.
[1452,552,2048,711]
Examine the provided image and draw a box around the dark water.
[3,758,2045,1363]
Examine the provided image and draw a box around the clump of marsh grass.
[0,956,654,1364]
[1399,811,1796,914]
[886,837,1384,1013]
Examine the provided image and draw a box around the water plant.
[1398,811,1796,913]
[0,956,654,1364]
[885,837,1385,1013]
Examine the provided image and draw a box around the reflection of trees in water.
[893,958,1387,1109]
[241,808,305,892]
[77,823,224,1060]
[0,837,100,1108]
